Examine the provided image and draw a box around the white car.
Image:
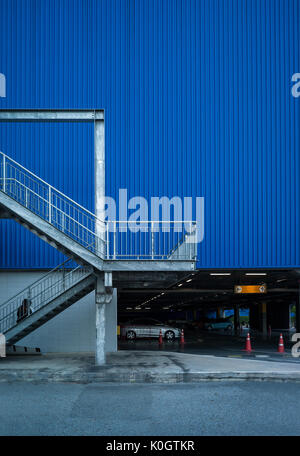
[120,318,181,340]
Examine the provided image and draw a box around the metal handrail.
[104,220,197,260]
[3,178,98,239]
[0,257,72,308]
[0,151,101,221]
[0,152,197,261]
[0,151,107,257]
[167,222,197,258]
[0,258,92,334]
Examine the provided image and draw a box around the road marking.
[255,355,270,358]
[227,355,242,358]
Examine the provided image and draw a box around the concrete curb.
[1,351,300,384]
[1,369,300,384]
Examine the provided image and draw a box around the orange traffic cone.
[158,329,163,345]
[243,332,252,352]
[277,333,285,353]
[180,329,185,344]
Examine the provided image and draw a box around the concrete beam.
[103,260,196,272]
[0,110,104,122]
[119,288,233,293]
[113,271,186,283]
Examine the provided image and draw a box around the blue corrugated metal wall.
[0,0,299,269]
[0,122,94,267]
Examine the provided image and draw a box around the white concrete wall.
[0,271,117,353]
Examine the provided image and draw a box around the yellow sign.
[117,325,120,336]
[234,284,267,294]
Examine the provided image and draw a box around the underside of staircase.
[0,191,104,271]
[1,268,95,345]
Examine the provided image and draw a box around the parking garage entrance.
[116,270,300,361]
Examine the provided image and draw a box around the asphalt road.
[0,381,299,436]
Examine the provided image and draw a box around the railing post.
[48,186,52,223]
[190,221,192,259]
[113,221,116,259]
[151,221,155,260]
[106,222,109,259]
[2,154,6,193]
[63,267,66,290]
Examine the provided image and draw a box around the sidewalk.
[1,351,300,383]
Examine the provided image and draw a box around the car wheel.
[126,330,136,340]
[207,325,213,331]
[164,330,175,341]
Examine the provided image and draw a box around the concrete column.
[0,333,6,357]
[216,307,224,319]
[96,295,106,365]
[95,273,117,365]
[249,304,259,331]
[267,301,291,331]
[95,116,106,257]
[234,305,240,334]
[260,301,267,339]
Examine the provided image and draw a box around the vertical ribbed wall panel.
[0,0,299,269]
[0,122,94,268]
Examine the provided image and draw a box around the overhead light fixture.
[178,283,183,287]
[186,279,192,283]
[145,307,151,310]
[126,307,132,310]
[245,273,267,276]
[210,273,231,276]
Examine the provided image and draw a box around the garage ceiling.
[116,269,300,314]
